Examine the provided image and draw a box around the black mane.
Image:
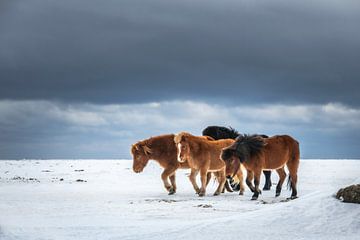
[202,126,269,140]
[233,134,267,163]
[202,126,240,140]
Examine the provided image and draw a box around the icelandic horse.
[174,132,236,196]
[221,134,300,200]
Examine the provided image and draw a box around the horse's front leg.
[262,170,272,190]
[251,170,262,200]
[245,170,255,192]
[169,173,176,194]
[161,167,177,195]
[236,168,245,195]
[214,170,226,196]
[275,167,286,197]
[198,168,208,197]
[189,168,200,194]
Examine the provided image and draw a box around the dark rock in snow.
[196,204,212,208]
[336,184,360,204]
[76,179,87,182]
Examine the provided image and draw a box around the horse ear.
[204,136,214,141]
[131,144,139,151]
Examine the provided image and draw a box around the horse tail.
[287,138,299,191]
[288,138,300,168]
[292,140,300,163]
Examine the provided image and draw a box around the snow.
[0,159,359,240]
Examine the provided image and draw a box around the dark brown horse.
[131,134,232,195]
[174,132,238,196]
[221,134,300,200]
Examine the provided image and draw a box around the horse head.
[131,141,152,173]
[221,143,240,177]
[174,132,192,163]
[222,134,267,176]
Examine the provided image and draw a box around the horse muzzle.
[133,167,143,173]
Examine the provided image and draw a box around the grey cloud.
[0,0,359,105]
[0,100,359,159]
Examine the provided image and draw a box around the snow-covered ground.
[0,159,359,240]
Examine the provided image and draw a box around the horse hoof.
[239,191,244,196]
[263,186,271,191]
[275,192,280,197]
[287,196,298,200]
[251,196,258,200]
[213,192,220,196]
[168,187,176,195]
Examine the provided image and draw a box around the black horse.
[202,126,272,191]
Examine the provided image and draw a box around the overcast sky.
[0,0,359,159]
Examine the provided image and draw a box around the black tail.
[287,175,292,191]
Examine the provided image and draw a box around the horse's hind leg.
[275,168,286,197]
[245,170,255,192]
[189,168,200,194]
[161,167,177,194]
[236,169,245,195]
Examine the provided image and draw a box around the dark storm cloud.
[1,0,360,105]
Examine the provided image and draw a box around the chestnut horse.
[221,134,300,200]
[202,125,272,191]
[131,134,232,195]
[174,132,241,196]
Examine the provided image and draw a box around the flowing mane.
[233,134,267,163]
[131,139,152,156]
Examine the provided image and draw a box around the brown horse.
[221,134,300,200]
[174,132,243,196]
[131,134,230,195]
